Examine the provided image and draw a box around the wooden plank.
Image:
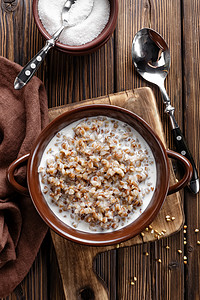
[1,235,49,300]
[94,250,117,300]
[44,41,115,108]
[49,241,66,300]
[114,0,184,299]
[182,0,200,299]
[51,234,111,300]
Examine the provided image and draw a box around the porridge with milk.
[38,116,156,233]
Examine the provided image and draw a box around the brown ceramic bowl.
[32,0,118,55]
[7,105,192,246]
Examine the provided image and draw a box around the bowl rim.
[27,104,170,246]
[32,0,119,53]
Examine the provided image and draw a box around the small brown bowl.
[32,0,119,55]
[7,105,192,246]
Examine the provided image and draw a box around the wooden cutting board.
[48,88,183,300]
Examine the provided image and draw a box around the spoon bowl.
[132,28,170,85]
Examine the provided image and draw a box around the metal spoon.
[14,0,93,90]
[132,28,199,194]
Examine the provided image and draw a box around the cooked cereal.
[38,116,156,232]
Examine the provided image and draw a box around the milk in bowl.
[38,116,157,233]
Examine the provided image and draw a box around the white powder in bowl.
[67,0,94,25]
[38,0,110,46]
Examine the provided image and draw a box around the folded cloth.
[0,56,49,297]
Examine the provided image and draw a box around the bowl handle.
[167,149,193,195]
[6,150,193,196]
[7,153,30,195]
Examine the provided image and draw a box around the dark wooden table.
[1,0,200,299]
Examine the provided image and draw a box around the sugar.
[38,0,110,46]
[67,0,94,25]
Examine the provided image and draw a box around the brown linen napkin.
[0,56,49,297]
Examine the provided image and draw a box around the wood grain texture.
[114,0,185,300]
[0,0,199,299]
[43,41,115,108]
[51,234,110,300]
[182,1,200,300]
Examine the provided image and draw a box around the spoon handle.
[172,126,199,194]
[14,39,55,90]
[159,84,199,194]
[14,25,65,90]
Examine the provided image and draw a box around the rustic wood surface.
[0,0,199,299]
